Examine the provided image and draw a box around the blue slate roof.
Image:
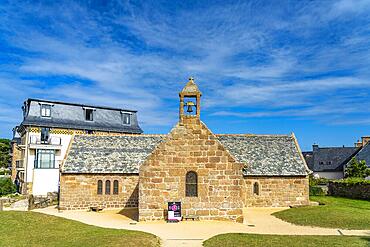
[304,145,359,172]
[348,142,370,168]
[19,98,143,134]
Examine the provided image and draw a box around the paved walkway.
[33,207,370,247]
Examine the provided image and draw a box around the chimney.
[362,136,370,147]
[312,144,319,151]
[355,140,362,148]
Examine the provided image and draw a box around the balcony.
[29,136,62,150]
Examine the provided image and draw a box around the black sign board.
[167,202,181,221]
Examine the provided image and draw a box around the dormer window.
[41,104,51,117]
[122,112,131,125]
[85,108,94,121]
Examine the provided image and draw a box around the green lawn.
[203,233,370,247]
[0,211,160,247]
[273,196,370,230]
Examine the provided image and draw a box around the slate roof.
[308,146,359,172]
[62,135,165,173]
[62,133,309,176]
[348,142,370,168]
[302,151,314,170]
[19,98,143,134]
[217,135,309,176]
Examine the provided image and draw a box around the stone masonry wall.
[11,142,21,182]
[139,117,244,222]
[243,176,309,207]
[59,174,138,210]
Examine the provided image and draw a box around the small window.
[85,130,94,134]
[40,104,51,117]
[113,180,119,195]
[122,113,131,125]
[85,109,94,121]
[105,180,111,195]
[253,182,259,196]
[41,128,50,143]
[327,161,332,165]
[319,161,324,165]
[185,171,198,197]
[97,180,103,195]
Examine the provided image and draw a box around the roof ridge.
[26,98,136,112]
[74,133,167,137]
[215,134,291,137]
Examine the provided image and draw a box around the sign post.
[167,202,181,222]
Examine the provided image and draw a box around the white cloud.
[0,0,370,138]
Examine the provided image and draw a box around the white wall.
[27,132,73,195]
[32,169,59,195]
[315,171,344,180]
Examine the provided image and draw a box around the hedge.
[328,178,370,200]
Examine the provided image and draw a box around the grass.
[273,196,370,230]
[0,211,160,247]
[203,233,370,247]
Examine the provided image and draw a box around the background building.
[12,98,142,195]
[303,137,370,179]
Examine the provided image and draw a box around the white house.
[12,98,142,196]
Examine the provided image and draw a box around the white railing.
[29,136,61,145]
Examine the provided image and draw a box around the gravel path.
[33,207,370,247]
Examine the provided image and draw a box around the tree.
[345,157,370,178]
[0,138,11,168]
[0,177,16,196]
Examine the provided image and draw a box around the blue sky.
[1,0,370,150]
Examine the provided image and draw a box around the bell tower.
[179,77,202,122]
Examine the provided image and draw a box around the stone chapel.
[59,78,310,222]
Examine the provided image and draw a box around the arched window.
[105,180,111,195]
[97,180,103,195]
[253,182,259,196]
[185,171,198,197]
[113,180,119,195]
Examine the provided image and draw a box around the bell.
[185,101,195,113]
[186,104,193,113]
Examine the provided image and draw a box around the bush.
[345,158,370,178]
[333,177,370,185]
[0,177,16,196]
[309,175,331,186]
[309,186,326,196]
[0,170,10,175]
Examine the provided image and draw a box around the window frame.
[185,171,198,197]
[253,182,260,196]
[121,112,131,125]
[105,180,111,195]
[97,180,103,195]
[40,127,50,143]
[40,104,52,118]
[35,149,56,169]
[84,108,94,121]
[113,180,119,195]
